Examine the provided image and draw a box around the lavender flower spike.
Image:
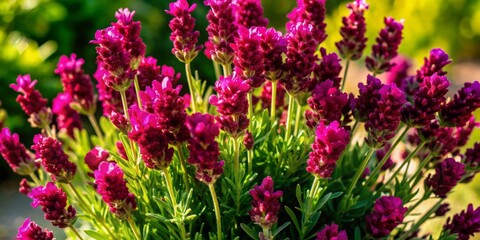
[335,0,369,61]
[249,176,283,229]
[443,204,480,240]
[16,219,54,240]
[366,196,407,238]
[287,0,327,45]
[260,28,287,82]
[234,0,268,28]
[439,81,480,127]
[232,26,264,88]
[426,158,465,198]
[0,128,37,175]
[416,48,452,82]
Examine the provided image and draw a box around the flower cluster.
[233,26,264,88]
[287,0,327,45]
[234,0,268,28]
[444,204,480,240]
[249,176,283,229]
[416,48,452,81]
[32,135,76,183]
[316,223,347,240]
[335,0,368,61]
[439,81,480,127]
[426,158,465,198]
[0,128,37,175]
[16,219,54,240]
[52,93,82,137]
[259,28,287,82]
[85,146,110,177]
[313,48,343,89]
[366,196,407,238]
[305,80,348,128]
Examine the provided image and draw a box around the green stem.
[87,114,104,143]
[133,74,142,109]
[185,62,196,112]
[233,136,242,212]
[340,59,350,92]
[397,198,442,240]
[213,61,222,81]
[29,172,41,186]
[163,169,187,239]
[119,90,130,121]
[342,148,375,210]
[69,225,85,240]
[247,92,254,173]
[405,190,432,216]
[301,177,321,238]
[176,144,190,190]
[285,94,295,140]
[126,215,142,240]
[262,226,272,240]
[270,80,278,123]
[208,183,222,240]
[44,124,54,138]
[350,121,359,138]
[407,153,433,186]
[293,99,302,136]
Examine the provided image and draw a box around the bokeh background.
[0,0,479,239]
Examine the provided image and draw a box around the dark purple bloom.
[365,17,404,74]
[249,176,283,229]
[287,0,327,45]
[416,48,452,82]
[109,110,130,134]
[420,122,458,157]
[85,146,110,173]
[335,0,369,61]
[10,74,48,116]
[386,56,412,92]
[366,196,407,238]
[259,28,287,82]
[306,80,348,129]
[307,121,350,178]
[16,219,54,240]
[439,81,480,127]
[28,182,76,228]
[0,128,37,175]
[205,0,238,65]
[234,0,268,28]
[313,48,343,89]
[455,116,478,148]
[243,131,254,150]
[186,113,224,184]
[94,161,137,218]
[113,8,146,67]
[465,143,480,168]
[31,135,77,183]
[316,223,348,240]
[54,54,95,113]
[443,204,480,240]
[137,57,182,90]
[233,26,264,88]
[353,75,383,122]
[19,178,31,195]
[376,143,395,171]
[426,158,465,198]
[166,0,202,63]
[259,81,287,111]
[52,93,82,138]
[435,203,450,217]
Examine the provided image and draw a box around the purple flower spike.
[416,48,452,82]
[249,176,283,229]
[205,0,238,65]
[306,80,348,128]
[186,113,224,184]
[435,203,450,217]
[0,128,37,175]
[260,28,287,82]
[443,204,480,240]
[365,17,404,74]
[335,0,369,61]
[16,219,54,240]
[243,131,254,150]
[32,135,76,183]
[439,81,480,127]
[307,121,350,178]
[386,55,412,90]
[465,143,480,168]
[166,0,203,63]
[426,158,465,198]
[85,146,110,173]
[316,223,348,240]
[234,0,268,28]
[233,26,264,88]
[287,0,327,45]
[94,161,137,218]
[52,93,82,137]
[54,54,95,113]
[353,75,384,122]
[313,48,343,89]
[366,196,407,238]
[28,182,76,228]
[113,8,146,67]
[94,65,135,115]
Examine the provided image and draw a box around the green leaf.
[272,222,291,237]
[296,184,304,208]
[354,227,361,240]
[84,230,106,240]
[285,206,300,234]
[240,223,259,240]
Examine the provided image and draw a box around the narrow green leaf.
[284,206,300,234]
[240,223,259,240]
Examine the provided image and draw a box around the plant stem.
[407,153,433,186]
[340,59,350,92]
[247,92,253,173]
[285,94,295,140]
[293,99,302,136]
[126,215,142,240]
[87,114,104,143]
[301,177,321,238]
[405,190,433,216]
[163,169,187,239]
[270,80,278,123]
[213,61,221,81]
[262,226,272,240]
[397,198,442,240]
[119,90,130,121]
[133,74,142,109]
[208,183,222,240]
[233,136,242,212]
[342,148,375,210]
[185,62,196,113]
[69,225,85,240]
[29,172,41,186]
[176,144,190,190]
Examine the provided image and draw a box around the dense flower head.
[128,105,174,170]
[32,135,76,183]
[365,17,404,74]
[386,55,412,89]
[313,48,343,89]
[10,74,48,116]
[259,81,286,111]
[426,158,465,198]
[216,114,250,138]
[401,73,449,126]
[210,73,250,116]
[113,8,146,67]
[243,130,254,150]
[52,93,82,137]
[465,143,480,168]
[419,122,459,157]
[205,0,238,65]
[186,113,224,184]
[307,121,350,178]
[234,0,268,28]
[166,0,202,63]
[316,223,348,240]
[306,80,349,128]
[85,146,110,173]
[249,176,283,228]
[233,26,265,88]
[443,204,480,240]
[28,182,76,228]
[353,75,383,122]
[259,28,287,82]
[0,128,37,175]
[376,143,395,171]
[137,57,181,90]
[54,54,95,113]
[287,0,327,45]
[94,65,136,115]
[109,110,130,134]
[416,48,452,82]
[435,203,451,217]
[283,21,318,95]
[455,116,478,148]
[94,161,137,218]
[366,196,407,238]
[439,81,480,127]
[16,219,54,240]
[335,0,369,61]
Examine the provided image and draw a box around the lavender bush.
[2,0,480,239]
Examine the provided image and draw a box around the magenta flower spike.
[85,146,110,173]
[0,128,37,175]
[386,55,412,89]
[305,80,349,128]
[94,161,137,218]
[234,0,268,28]
[416,48,452,82]
[137,57,181,90]
[365,17,404,74]
[443,204,480,240]
[313,48,343,89]
[31,135,77,183]
[366,196,407,238]
[243,130,254,150]
[16,219,54,240]
[287,0,327,45]
[232,26,264,89]
[186,113,224,184]
[52,93,82,137]
[335,0,369,61]
[426,158,465,198]
[316,223,348,240]
[113,8,146,68]
[54,54,95,113]
[465,143,480,168]
[28,182,77,228]
[166,0,203,63]
[205,0,238,65]
[249,176,283,229]
[307,121,350,178]
[260,28,287,82]
[353,75,384,122]
[439,81,480,127]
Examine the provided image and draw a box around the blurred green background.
[0,0,479,238]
